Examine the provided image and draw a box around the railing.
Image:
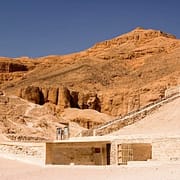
[165,85,180,98]
[79,85,180,137]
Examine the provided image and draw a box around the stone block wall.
[110,141,117,165]
[46,142,108,165]
[94,106,159,136]
[165,86,180,98]
[152,138,180,161]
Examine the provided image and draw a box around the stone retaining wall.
[80,93,180,137]
[165,86,180,98]
[110,137,180,165]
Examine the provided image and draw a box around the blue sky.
[0,0,179,57]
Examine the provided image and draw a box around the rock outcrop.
[18,85,147,116]
[0,58,35,83]
[19,86,102,113]
[20,86,44,105]
[0,62,28,73]
[0,93,113,141]
[47,87,59,104]
[1,28,180,116]
[78,92,101,111]
[58,87,71,109]
[0,27,180,141]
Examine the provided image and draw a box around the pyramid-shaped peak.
[89,27,178,55]
[134,26,145,30]
[129,27,176,39]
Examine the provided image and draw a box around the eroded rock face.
[19,86,72,108]
[70,91,79,108]
[0,62,28,73]
[1,28,180,117]
[47,87,59,104]
[78,92,101,111]
[58,87,71,109]
[0,60,29,83]
[20,86,44,105]
[18,84,166,116]
[41,88,49,103]
[99,93,141,116]
[18,86,102,112]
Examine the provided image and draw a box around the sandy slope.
[0,157,180,180]
[0,134,9,141]
[111,97,180,137]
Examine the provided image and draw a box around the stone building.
[45,135,180,165]
[1,135,180,166]
[45,137,152,165]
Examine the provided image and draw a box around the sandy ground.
[0,157,180,180]
[111,97,180,136]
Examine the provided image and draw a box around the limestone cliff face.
[0,62,28,82]
[0,93,113,141]
[18,84,164,116]
[1,28,180,116]
[0,57,35,83]
[19,86,102,113]
[0,62,28,73]
[19,86,43,104]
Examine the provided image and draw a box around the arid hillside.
[0,27,180,140]
[1,27,180,116]
[0,94,112,141]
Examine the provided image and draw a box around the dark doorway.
[106,143,111,165]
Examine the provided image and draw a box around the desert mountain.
[0,27,180,140]
[1,27,180,115]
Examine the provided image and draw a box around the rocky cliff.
[0,57,35,84]
[0,27,180,117]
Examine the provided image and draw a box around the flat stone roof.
[48,138,112,144]
[47,134,180,144]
